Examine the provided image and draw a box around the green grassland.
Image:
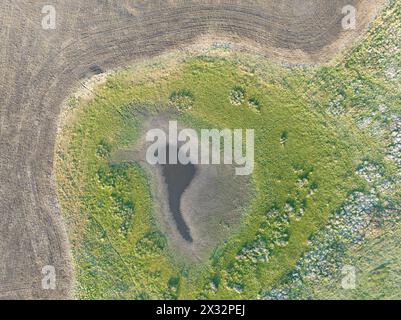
[55,0,400,299]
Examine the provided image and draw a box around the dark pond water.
[162,146,195,242]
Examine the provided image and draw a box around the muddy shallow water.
[111,111,252,260]
[162,146,195,243]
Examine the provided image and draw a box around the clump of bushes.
[248,97,262,112]
[230,86,246,106]
[236,236,271,263]
[169,89,194,111]
[136,230,167,254]
[96,139,112,158]
[230,86,263,112]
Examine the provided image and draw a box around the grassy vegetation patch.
[56,53,371,299]
[55,2,400,298]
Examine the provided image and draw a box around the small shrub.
[310,181,319,191]
[96,139,112,158]
[230,86,246,106]
[248,97,262,111]
[211,275,221,289]
[169,89,194,111]
[280,131,289,145]
[137,231,167,252]
[168,276,180,289]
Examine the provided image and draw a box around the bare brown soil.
[0,0,385,299]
